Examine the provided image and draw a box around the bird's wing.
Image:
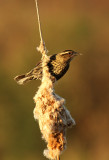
[26,60,42,79]
[14,60,43,85]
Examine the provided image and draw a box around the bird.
[14,50,80,85]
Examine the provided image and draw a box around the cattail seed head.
[33,52,75,159]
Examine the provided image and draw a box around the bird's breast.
[47,60,69,80]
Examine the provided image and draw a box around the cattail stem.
[35,0,47,54]
[35,0,43,43]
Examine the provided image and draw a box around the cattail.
[33,43,75,159]
[34,1,75,159]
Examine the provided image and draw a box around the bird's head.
[56,50,80,64]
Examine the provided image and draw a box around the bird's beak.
[73,52,82,56]
[78,53,83,55]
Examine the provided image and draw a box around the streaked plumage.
[14,50,79,85]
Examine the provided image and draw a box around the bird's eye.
[68,52,72,55]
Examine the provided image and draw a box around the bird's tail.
[14,74,34,85]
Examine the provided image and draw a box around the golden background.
[0,0,109,160]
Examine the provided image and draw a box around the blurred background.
[0,0,109,160]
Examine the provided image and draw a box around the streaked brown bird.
[14,50,79,85]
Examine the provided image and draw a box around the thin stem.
[35,0,43,43]
[35,0,47,54]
